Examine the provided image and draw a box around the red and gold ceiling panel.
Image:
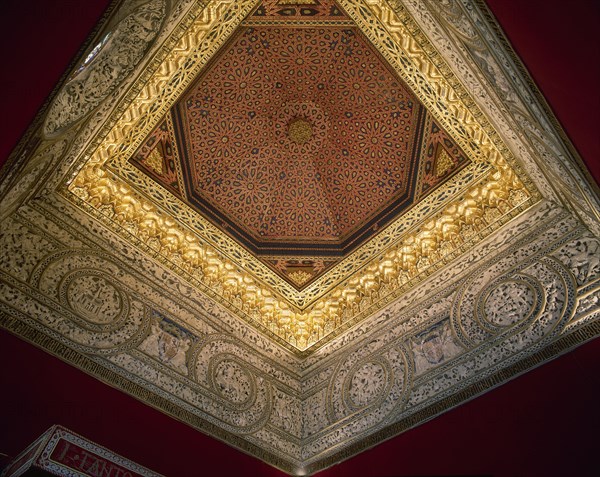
[131,118,182,197]
[129,1,470,289]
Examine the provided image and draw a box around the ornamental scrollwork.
[189,335,273,434]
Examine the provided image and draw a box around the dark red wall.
[487,0,600,179]
[1,1,599,476]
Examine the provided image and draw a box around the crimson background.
[0,1,598,476]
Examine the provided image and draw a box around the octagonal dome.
[130,0,471,288]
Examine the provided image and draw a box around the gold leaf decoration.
[145,148,164,175]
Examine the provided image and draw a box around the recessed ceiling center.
[132,20,471,289]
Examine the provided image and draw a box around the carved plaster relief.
[44,0,166,136]
[1,0,599,475]
[404,0,600,235]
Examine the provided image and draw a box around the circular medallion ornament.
[482,280,536,327]
[59,268,131,334]
[190,337,272,433]
[451,254,575,349]
[327,342,408,425]
[43,252,145,354]
[212,358,254,405]
[287,117,313,144]
[346,361,388,409]
[276,101,328,155]
[67,273,123,324]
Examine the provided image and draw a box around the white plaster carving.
[212,358,253,404]
[347,361,387,408]
[482,280,536,327]
[66,273,123,324]
[553,236,600,285]
[44,0,166,136]
[0,0,598,474]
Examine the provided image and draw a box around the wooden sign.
[1,426,162,477]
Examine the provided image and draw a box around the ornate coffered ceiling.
[0,0,598,475]
[132,6,473,290]
[63,0,536,352]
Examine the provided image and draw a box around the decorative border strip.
[303,321,600,474]
[0,316,300,475]
[2,312,598,475]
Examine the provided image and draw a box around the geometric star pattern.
[131,0,470,288]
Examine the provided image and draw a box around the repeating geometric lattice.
[131,0,470,288]
[253,0,348,19]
